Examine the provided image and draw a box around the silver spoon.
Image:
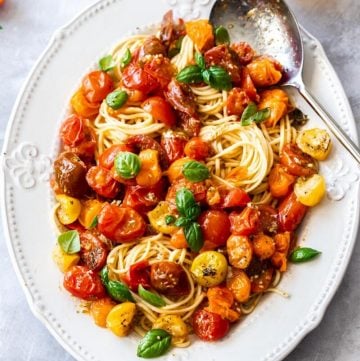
[210,0,360,164]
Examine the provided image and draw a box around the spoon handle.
[298,86,360,164]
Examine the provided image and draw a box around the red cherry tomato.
[86,166,120,198]
[98,144,134,170]
[122,63,159,94]
[142,96,176,127]
[79,231,108,271]
[97,203,146,243]
[63,265,105,300]
[60,115,85,146]
[128,260,151,292]
[229,207,260,236]
[220,187,251,208]
[82,71,114,103]
[258,204,279,235]
[198,210,231,246]
[161,131,188,164]
[280,143,317,177]
[278,192,308,232]
[240,67,259,102]
[193,309,230,341]
[226,88,250,116]
[184,137,209,160]
[143,56,174,89]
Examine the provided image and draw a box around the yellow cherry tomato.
[147,201,178,235]
[52,243,80,273]
[56,194,81,225]
[136,149,162,187]
[296,128,332,161]
[79,199,103,229]
[294,174,326,206]
[152,315,189,345]
[106,302,136,337]
[190,251,228,287]
[90,298,116,328]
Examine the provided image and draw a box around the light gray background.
[0,1,359,360]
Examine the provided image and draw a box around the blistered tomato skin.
[193,309,230,341]
[278,192,308,232]
[198,210,231,246]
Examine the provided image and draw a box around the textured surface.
[0,1,359,360]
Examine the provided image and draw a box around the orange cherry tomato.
[98,144,134,170]
[278,192,308,232]
[250,267,274,293]
[220,187,251,208]
[246,56,283,87]
[229,207,260,236]
[193,309,230,341]
[82,71,114,103]
[71,89,100,118]
[268,164,296,198]
[142,96,176,127]
[90,298,116,327]
[226,88,250,116]
[258,89,289,127]
[86,166,120,198]
[184,137,209,160]
[198,210,231,246]
[170,228,188,249]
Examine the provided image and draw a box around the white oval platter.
[1,1,360,361]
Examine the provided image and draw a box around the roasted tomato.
[142,96,176,127]
[227,270,251,303]
[230,42,255,65]
[258,89,289,127]
[249,266,274,293]
[229,207,260,236]
[63,265,105,300]
[204,44,241,84]
[198,210,231,246]
[220,187,251,208]
[193,309,230,341]
[184,137,209,160]
[240,67,259,102]
[278,192,308,232]
[227,235,253,269]
[166,179,207,205]
[54,152,89,197]
[268,164,295,198]
[246,56,283,87]
[143,56,175,89]
[128,260,151,292]
[150,261,189,296]
[122,63,159,94]
[226,88,250,116]
[98,144,134,170]
[71,89,100,118]
[97,203,146,243]
[257,204,278,235]
[82,71,114,103]
[79,231,108,271]
[86,166,120,198]
[160,10,186,48]
[280,143,318,177]
[177,111,201,137]
[161,130,188,164]
[139,36,166,58]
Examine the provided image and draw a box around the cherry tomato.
[82,71,114,103]
[98,144,134,170]
[250,267,274,293]
[128,260,151,292]
[257,204,278,235]
[220,187,251,208]
[268,164,296,198]
[79,231,108,271]
[139,36,166,58]
[63,265,105,300]
[278,192,308,232]
[86,166,120,198]
[143,56,174,89]
[161,131,188,164]
[150,261,189,296]
[280,143,317,177]
[193,309,230,341]
[97,203,146,243]
[230,42,255,65]
[198,210,230,246]
[240,67,259,102]
[60,115,85,147]
[229,207,260,236]
[71,89,100,118]
[177,112,201,137]
[142,96,176,127]
[166,179,207,206]
[184,137,209,160]
[226,88,250,116]
[122,63,159,94]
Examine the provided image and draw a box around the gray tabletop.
[0,1,359,360]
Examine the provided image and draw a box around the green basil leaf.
[185,204,201,221]
[290,247,321,263]
[175,188,196,217]
[202,69,211,86]
[89,215,98,229]
[206,66,232,91]
[195,52,206,69]
[120,48,132,69]
[165,215,176,225]
[184,222,203,252]
[182,160,210,182]
[137,329,172,358]
[138,285,166,307]
[241,102,258,123]
[215,25,230,45]
[106,90,128,110]
[99,55,115,72]
[114,151,141,179]
[100,266,109,284]
[57,230,80,254]
[242,108,271,126]
[174,216,191,228]
[176,65,203,84]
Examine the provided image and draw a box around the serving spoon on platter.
[209,0,360,164]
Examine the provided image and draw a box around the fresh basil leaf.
[175,188,196,217]
[290,247,321,263]
[114,151,141,179]
[89,215,98,229]
[99,55,115,72]
[242,108,271,126]
[182,161,210,182]
[165,215,176,225]
[176,65,203,84]
[185,204,201,221]
[241,102,257,123]
[138,285,166,307]
[100,266,110,284]
[120,48,132,69]
[174,216,191,228]
[137,329,172,358]
[215,25,230,45]
[207,66,232,91]
[195,52,206,69]
[57,230,80,254]
[202,69,211,86]
[106,90,128,109]
[184,222,203,252]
